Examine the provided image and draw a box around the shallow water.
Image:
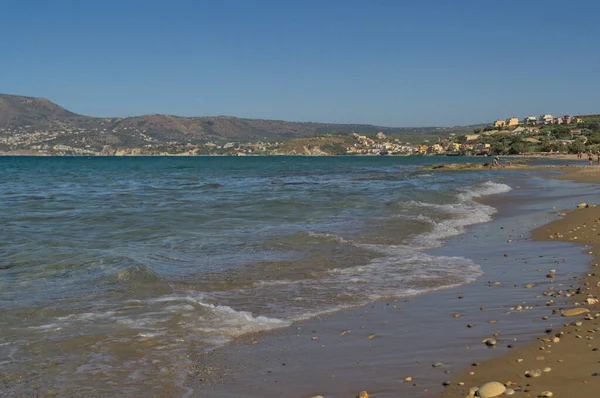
[0,156,565,396]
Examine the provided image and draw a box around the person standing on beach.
[588,151,594,165]
[596,151,600,164]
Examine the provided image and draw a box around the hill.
[0,93,487,154]
[0,94,88,128]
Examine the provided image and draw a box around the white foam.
[458,181,512,201]
[408,181,511,248]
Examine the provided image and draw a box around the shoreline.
[187,168,599,397]
[440,167,600,397]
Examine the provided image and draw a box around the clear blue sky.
[1,0,598,126]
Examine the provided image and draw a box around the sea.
[0,156,561,396]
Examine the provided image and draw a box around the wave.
[458,181,512,201]
[407,181,511,248]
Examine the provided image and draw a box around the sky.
[1,0,599,127]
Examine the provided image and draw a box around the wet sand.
[186,168,600,398]
[441,166,600,398]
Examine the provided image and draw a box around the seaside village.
[345,114,591,156]
[1,113,598,156]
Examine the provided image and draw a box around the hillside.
[0,93,489,155]
[0,94,89,128]
[0,93,446,142]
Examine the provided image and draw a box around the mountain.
[0,94,87,128]
[0,93,490,155]
[0,93,447,141]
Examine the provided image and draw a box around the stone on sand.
[358,391,369,398]
[562,308,590,317]
[476,381,506,397]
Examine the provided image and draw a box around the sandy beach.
[440,166,600,398]
[185,165,600,398]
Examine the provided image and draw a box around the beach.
[188,164,600,398]
[3,157,600,398]
[440,166,600,398]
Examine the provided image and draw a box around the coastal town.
[1,113,599,156]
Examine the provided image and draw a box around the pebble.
[539,392,553,397]
[562,308,590,316]
[525,283,535,288]
[404,376,412,382]
[433,362,444,368]
[477,381,506,397]
[358,391,369,398]
[484,338,497,347]
[505,389,515,396]
[309,396,324,398]
[525,369,542,378]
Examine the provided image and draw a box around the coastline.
[440,167,600,397]
[187,167,600,398]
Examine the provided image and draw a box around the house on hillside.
[524,116,537,125]
[575,117,583,124]
[562,115,574,124]
[540,114,554,124]
[553,117,563,125]
[512,126,526,134]
[427,144,444,154]
[525,126,541,133]
[506,117,520,126]
[376,132,386,139]
[493,119,506,127]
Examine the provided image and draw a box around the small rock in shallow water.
[539,392,553,397]
[484,338,497,347]
[432,362,444,368]
[505,389,515,396]
[358,391,369,398]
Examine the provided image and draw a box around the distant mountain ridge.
[0,93,449,144]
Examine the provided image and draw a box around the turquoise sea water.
[0,156,557,396]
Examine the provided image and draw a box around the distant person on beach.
[597,151,600,164]
[588,151,594,165]
[578,151,582,159]
[492,155,501,167]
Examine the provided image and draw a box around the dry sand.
[441,166,600,398]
